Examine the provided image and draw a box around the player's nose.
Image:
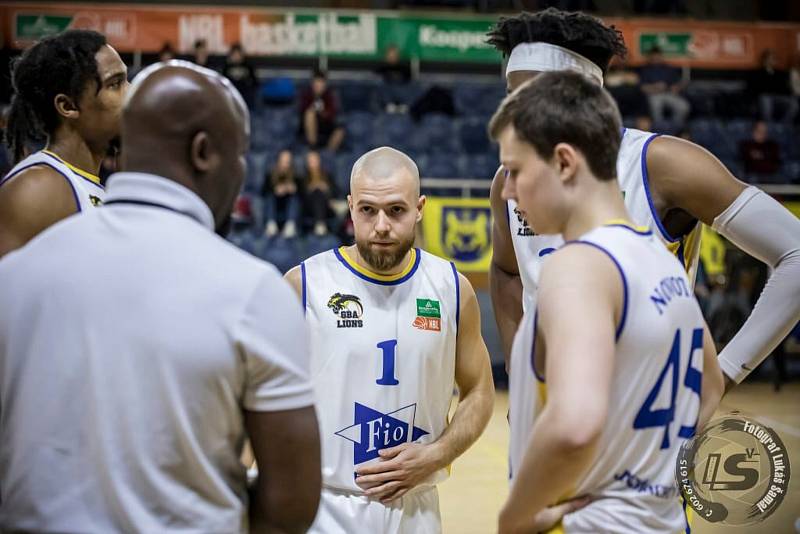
[374,210,391,233]
[501,174,517,202]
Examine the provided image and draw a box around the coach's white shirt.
[0,173,313,533]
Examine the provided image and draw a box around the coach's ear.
[553,142,579,184]
[416,195,426,222]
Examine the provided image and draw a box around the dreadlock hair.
[486,8,626,74]
[6,30,106,163]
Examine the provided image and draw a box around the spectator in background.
[303,150,333,236]
[639,46,690,127]
[263,149,301,238]
[739,120,781,182]
[748,49,797,123]
[604,57,650,126]
[377,45,412,113]
[299,69,344,152]
[788,55,800,116]
[158,42,176,62]
[191,39,218,72]
[223,43,258,109]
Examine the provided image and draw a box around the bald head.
[350,146,420,197]
[120,60,250,231]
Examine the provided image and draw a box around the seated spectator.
[791,55,800,102]
[299,69,344,152]
[639,46,690,127]
[262,149,300,238]
[303,150,334,236]
[739,120,781,182]
[605,57,650,122]
[158,42,176,62]
[223,43,258,108]
[191,39,220,72]
[748,49,798,123]
[376,45,412,113]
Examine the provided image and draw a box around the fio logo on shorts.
[676,415,791,526]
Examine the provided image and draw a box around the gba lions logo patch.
[328,293,364,328]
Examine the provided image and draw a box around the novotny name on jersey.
[650,276,692,316]
[335,403,429,465]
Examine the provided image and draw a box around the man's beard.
[356,234,415,272]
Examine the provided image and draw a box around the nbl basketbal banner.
[2,3,799,68]
[422,197,492,272]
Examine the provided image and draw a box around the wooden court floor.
[439,383,800,534]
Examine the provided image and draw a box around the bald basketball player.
[284,146,494,533]
[0,30,128,258]
[0,61,320,532]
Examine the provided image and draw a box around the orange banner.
[1,2,798,69]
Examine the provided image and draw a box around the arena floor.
[439,383,800,534]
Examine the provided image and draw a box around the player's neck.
[562,180,630,241]
[46,132,104,176]
[346,244,413,276]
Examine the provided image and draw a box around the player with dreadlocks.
[487,8,800,534]
[0,30,128,258]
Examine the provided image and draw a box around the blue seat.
[464,153,499,179]
[336,81,378,113]
[422,155,461,179]
[458,117,490,153]
[305,234,342,257]
[335,151,361,194]
[344,112,375,148]
[260,236,301,274]
[244,149,271,193]
[419,113,457,152]
[375,114,415,151]
[726,119,753,143]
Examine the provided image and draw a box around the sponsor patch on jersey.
[413,298,441,331]
[89,195,103,206]
[327,292,364,328]
[335,402,429,465]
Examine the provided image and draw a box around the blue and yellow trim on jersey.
[603,218,652,236]
[42,150,103,187]
[334,246,421,286]
[640,134,700,277]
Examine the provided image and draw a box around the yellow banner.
[421,197,492,272]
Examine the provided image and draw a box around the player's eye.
[361,206,374,214]
[391,206,405,215]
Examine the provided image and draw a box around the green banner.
[15,14,72,40]
[639,32,692,57]
[239,12,500,63]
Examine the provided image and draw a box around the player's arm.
[284,265,303,298]
[356,274,494,503]
[698,322,724,431]
[648,136,800,392]
[489,167,524,369]
[499,245,617,534]
[0,167,79,258]
[238,272,321,532]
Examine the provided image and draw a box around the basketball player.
[492,71,725,534]
[487,10,800,391]
[284,146,495,533]
[0,30,127,258]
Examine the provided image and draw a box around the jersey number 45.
[633,328,703,450]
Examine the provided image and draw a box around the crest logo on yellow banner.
[422,197,492,272]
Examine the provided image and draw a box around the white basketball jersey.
[508,128,702,315]
[509,224,704,533]
[1,150,105,211]
[302,247,459,492]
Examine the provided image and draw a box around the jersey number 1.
[633,328,703,449]
[376,339,399,386]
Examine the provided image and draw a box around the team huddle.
[1,8,799,534]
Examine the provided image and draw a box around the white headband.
[505,42,604,86]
